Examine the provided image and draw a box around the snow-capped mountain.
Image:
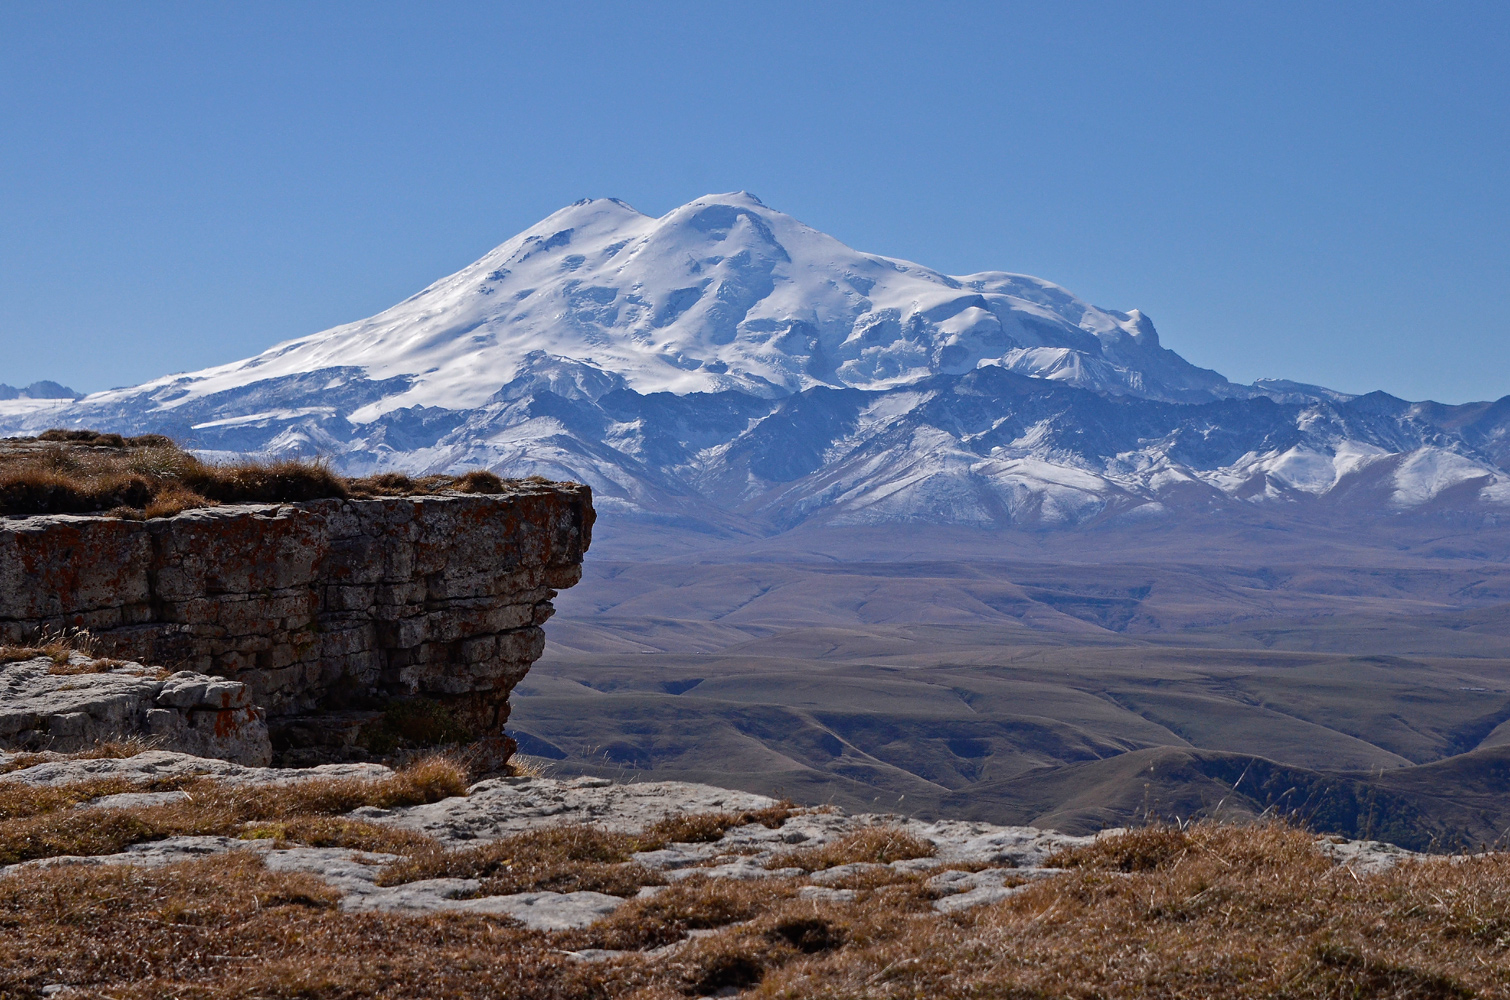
[4,192,1508,529]
[0,381,80,401]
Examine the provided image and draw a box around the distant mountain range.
[4,192,1507,529]
[0,381,80,401]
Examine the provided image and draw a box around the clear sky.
[2,1,1506,402]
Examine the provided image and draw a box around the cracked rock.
[0,748,390,788]
[352,774,780,847]
[0,658,270,765]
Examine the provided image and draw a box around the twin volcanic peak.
[67,192,1232,409]
[4,192,1509,529]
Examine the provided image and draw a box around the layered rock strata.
[0,656,271,765]
[0,486,593,762]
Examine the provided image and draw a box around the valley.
[511,514,1510,850]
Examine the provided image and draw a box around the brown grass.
[0,776,184,821]
[0,432,527,517]
[642,802,797,845]
[237,815,443,856]
[654,904,855,995]
[645,892,937,996]
[748,822,1510,999]
[0,755,468,864]
[561,874,811,952]
[33,429,173,448]
[0,644,67,666]
[379,823,664,897]
[46,657,155,677]
[0,853,633,1000]
[3,810,1510,997]
[0,626,100,668]
[767,825,936,871]
[1043,820,1195,871]
[0,735,158,774]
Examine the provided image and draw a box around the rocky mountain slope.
[4,193,1507,529]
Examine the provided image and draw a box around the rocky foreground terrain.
[0,749,1117,932]
[5,746,1490,999]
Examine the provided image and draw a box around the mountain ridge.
[3,192,1507,530]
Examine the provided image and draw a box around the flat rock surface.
[78,790,191,810]
[9,836,263,872]
[1317,837,1422,874]
[0,756,1434,933]
[431,891,628,930]
[348,774,780,845]
[0,748,390,787]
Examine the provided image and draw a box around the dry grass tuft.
[141,482,213,519]
[237,816,442,856]
[505,753,552,779]
[663,901,879,996]
[747,821,1510,999]
[565,874,808,953]
[0,432,526,517]
[1043,821,1194,871]
[768,825,936,871]
[46,657,147,677]
[65,735,160,759]
[380,823,663,897]
[585,890,926,996]
[0,645,53,666]
[376,805,803,901]
[0,853,626,1000]
[456,468,506,493]
[0,776,174,821]
[344,469,513,497]
[642,802,796,845]
[33,429,171,448]
[0,735,159,774]
[0,627,101,670]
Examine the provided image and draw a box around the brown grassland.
[0,429,524,518]
[2,751,1510,998]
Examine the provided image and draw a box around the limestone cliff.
[0,484,593,762]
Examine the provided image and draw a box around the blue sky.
[2,1,1506,401]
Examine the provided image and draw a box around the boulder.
[0,655,271,765]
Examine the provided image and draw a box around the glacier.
[3,192,1508,530]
